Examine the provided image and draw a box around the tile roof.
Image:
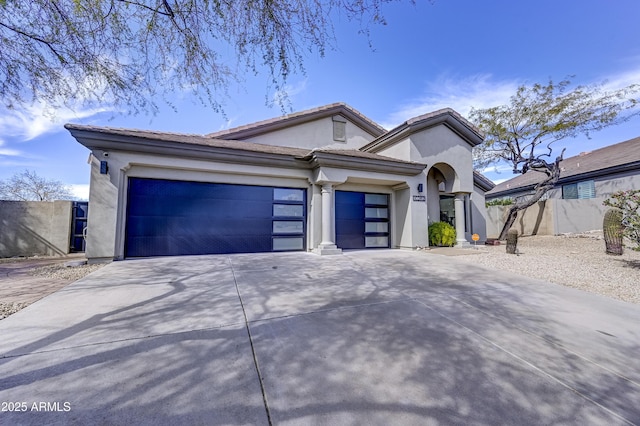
[64,124,421,166]
[64,124,311,157]
[361,108,484,152]
[206,102,386,139]
[486,136,640,196]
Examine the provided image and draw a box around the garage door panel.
[125,178,305,257]
[336,191,389,250]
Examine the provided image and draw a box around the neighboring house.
[66,103,492,262]
[485,136,640,237]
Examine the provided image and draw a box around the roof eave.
[67,127,310,169]
[362,111,484,153]
[307,152,427,176]
[486,160,640,197]
[473,172,496,192]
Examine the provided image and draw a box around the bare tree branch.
[0,0,416,115]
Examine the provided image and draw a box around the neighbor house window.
[562,180,595,199]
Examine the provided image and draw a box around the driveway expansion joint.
[229,257,273,426]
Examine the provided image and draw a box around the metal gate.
[70,201,88,252]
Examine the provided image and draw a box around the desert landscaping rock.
[455,233,640,305]
[0,302,29,320]
[0,257,105,320]
[29,263,104,282]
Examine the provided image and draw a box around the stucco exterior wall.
[85,147,427,260]
[375,137,412,161]
[470,185,488,242]
[86,149,315,261]
[243,116,375,150]
[375,125,480,244]
[0,200,73,257]
[85,155,119,261]
[333,180,428,249]
[408,126,475,193]
[595,172,640,197]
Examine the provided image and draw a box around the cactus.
[506,229,518,254]
[603,208,624,255]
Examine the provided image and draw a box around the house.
[66,103,493,262]
[485,136,640,237]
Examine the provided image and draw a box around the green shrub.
[486,198,514,207]
[428,221,457,247]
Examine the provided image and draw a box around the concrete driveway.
[1,250,639,425]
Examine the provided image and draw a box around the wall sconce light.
[417,183,424,193]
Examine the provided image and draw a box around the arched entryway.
[426,163,469,246]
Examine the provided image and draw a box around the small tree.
[471,78,640,240]
[0,170,74,201]
[603,190,640,251]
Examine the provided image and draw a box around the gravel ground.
[0,262,105,320]
[0,302,30,320]
[28,263,106,281]
[455,232,640,305]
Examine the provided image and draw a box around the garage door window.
[273,204,304,217]
[273,238,304,251]
[274,188,304,201]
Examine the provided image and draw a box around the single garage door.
[125,178,306,257]
[335,191,390,250]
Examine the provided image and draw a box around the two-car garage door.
[125,178,306,257]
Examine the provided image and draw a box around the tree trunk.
[497,154,564,240]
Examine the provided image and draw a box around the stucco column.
[454,192,469,246]
[313,183,342,255]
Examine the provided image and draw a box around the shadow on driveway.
[0,250,638,425]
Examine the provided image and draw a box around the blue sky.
[2,0,640,199]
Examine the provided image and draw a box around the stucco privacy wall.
[486,198,616,238]
[486,171,640,238]
[0,200,73,257]
[487,202,554,238]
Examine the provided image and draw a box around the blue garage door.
[335,191,390,250]
[125,178,306,257]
